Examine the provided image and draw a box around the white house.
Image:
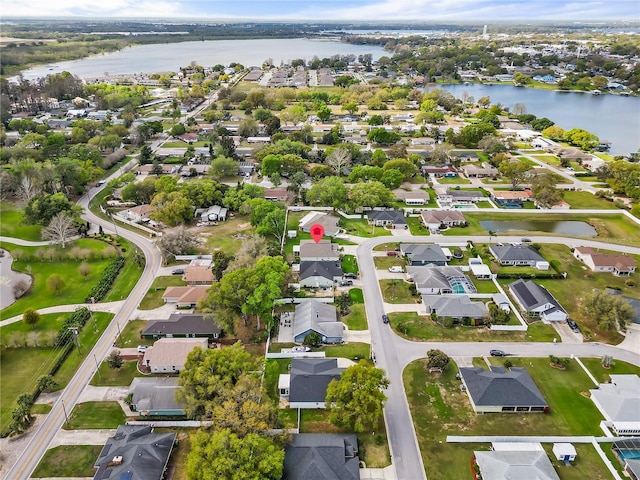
[509,279,567,322]
[574,247,636,276]
[590,375,640,435]
[552,443,577,463]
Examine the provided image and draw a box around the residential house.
[142,337,208,373]
[183,265,214,285]
[264,187,288,202]
[299,212,341,238]
[422,295,488,320]
[490,244,549,270]
[238,161,256,176]
[468,257,493,279]
[141,313,221,339]
[509,279,568,322]
[392,188,430,206]
[293,300,343,344]
[573,247,636,276]
[437,188,485,205]
[420,210,466,232]
[461,164,500,178]
[279,358,345,409]
[283,434,360,480]
[119,204,152,223]
[299,261,343,288]
[455,152,479,162]
[365,210,408,229]
[474,448,559,480]
[401,244,448,266]
[93,425,176,480]
[128,377,185,416]
[590,375,640,435]
[460,366,548,413]
[422,165,458,178]
[613,439,640,480]
[298,240,340,262]
[539,199,571,210]
[162,286,208,308]
[406,266,475,295]
[198,204,228,222]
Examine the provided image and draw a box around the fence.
[274,297,334,304]
[490,325,528,331]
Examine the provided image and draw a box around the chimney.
[111,456,123,465]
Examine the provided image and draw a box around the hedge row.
[55,307,91,346]
[84,256,125,303]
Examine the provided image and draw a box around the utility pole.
[69,327,81,353]
[93,354,102,380]
[61,399,70,429]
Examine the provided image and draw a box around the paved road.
[357,234,640,480]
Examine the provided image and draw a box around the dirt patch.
[0,414,45,478]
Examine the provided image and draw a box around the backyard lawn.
[543,443,613,480]
[389,312,557,342]
[32,445,103,478]
[64,401,127,429]
[202,216,254,256]
[138,275,187,310]
[562,191,619,209]
[341,254,359,274]
[404,357,604,478]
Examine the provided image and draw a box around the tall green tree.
[581,290,634,331]
[499,160,531,190]
[23,308,41,328]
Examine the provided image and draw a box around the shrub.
[84,256,125,303]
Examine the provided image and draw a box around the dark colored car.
[382,314,390,324]
[490,349,506,357]
[171,268,184,275]
[567,319,580,333]
[339,280,353,287]
[344,272,358,279]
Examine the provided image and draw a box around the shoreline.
[432,80,636,97]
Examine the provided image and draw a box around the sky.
[2,0,638,22]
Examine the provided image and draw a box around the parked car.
[521,238,532,243]
[171,268,184,275]
[386,251,399,257]
[490,349,506,357]
[344,272,358,279]
[137,345,149,353]
[339,280,353,287]
[382,314,390,324]
[567,319,580,333]
[292,346,311,352]
[388,266,404,273]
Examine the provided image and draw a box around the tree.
[36,374,57,393]
[581,290,634,331]
[335,292,354,315]
[256,208,287,245]
[348,181,394,210]
[261,154,282,177]
[211,251,233,279]
[41,212,77,249]
[488,303,510,325]
[426,349,450,370]
[531,173,563,208]
[316,104,331,122]
[150,191,194,226]
[210,155,238,178]
[383,159,417,179]
[9,393,34,436]
[107,350,123,369]
[457,123,496,148]
[24,192,75,225]
[380,169,404,189]
[499,160,531,190]
[157,228,199,263]
[564,128,599,151]
[306,177,348,209]
[178,342,258,419]
[303,331,323,347]
[542,125,566,141]
[367,128,400,145]
[186,429,284,480]
[325,361,389,433]
[23,308,41,328]
[46,274,65,295]
[326,147,352,175]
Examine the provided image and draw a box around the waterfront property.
[573,247,636,276]
[420,210,466,232]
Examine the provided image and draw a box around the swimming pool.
[450,282,466,294]
[617,449,640,461]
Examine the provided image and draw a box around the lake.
[19,38,386,80]
[479,220,597,237]
[440,84,640,155]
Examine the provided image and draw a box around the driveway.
[50,429,116,448]
[343,329,371,343]
[78,386,129,403]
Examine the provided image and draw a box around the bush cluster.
[84,256,125,303]
[55,307,91,346]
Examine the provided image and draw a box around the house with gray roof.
[407,266,475,295]
[293,300,343,344]
[298,240,340,262]
[299,212,341,237]
[509,279,567,322]
[590,375,640,435]
[420,210,466,232]
[422,295,488,320]
[437,188,485,205]
[93,425,176,480]
[474,449,560,480]
[142,337,208,373]
[197,204,228,222]
[280,358,345,409]
[489,244,549,270]
[401,244,448,266]
[299,261,343,288]
[283,434,360,480]
[459,366,548,413]
[365,210,408,229]
[128,377,184,417]
[141,313,221,339]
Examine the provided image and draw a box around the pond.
[479,220,597,237]
[0,249,33,311]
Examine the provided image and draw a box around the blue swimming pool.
[618,449,640,461]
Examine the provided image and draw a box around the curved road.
[357,234,640,480]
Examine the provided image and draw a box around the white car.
[388,266,404,273]
[292,346,311,352]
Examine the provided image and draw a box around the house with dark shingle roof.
[283,433,360,480]
[365,210,408,229]
[279,358,345,409]
[460,366,548,413]
[401,244,448,266]
[93,425,176,480]
[141,313,221,339]
[490,244,549,270]
[299,260,343,288]
[128,377,185,416]
[293,300,342,344]
[509,279,567,322]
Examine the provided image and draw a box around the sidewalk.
[0,301,125,326]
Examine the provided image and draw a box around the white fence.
[490,324,528,331]
[266,352,327,359]
[274,297,334,304]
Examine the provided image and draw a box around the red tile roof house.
[162,286,209,308]
[573,247,637,276]
[264,187,289,202]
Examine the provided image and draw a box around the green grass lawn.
[116,319,151,348]
[339,218,390,238]
[436,176,471,184]
[320,342,370,361]
[373,256,405,270]
[341,304,368,330]
[0,312,113,433]
[32,445,103,478]
[0,204,43,241]
[532,154,561,166]
[407,216,429,236]
[341,254,359,274]
[579,358,640,384]
[203,216,255,256]
[64,401,126,429]
[90,360,141,386]
[349,288,364,303]
[2,312,76,338]
[543,443,613,480]
[379,279,418,304]
[562,191,619,209]
[138,275,187,310]
[404,357,603,478]
[390,312,557,342]
[103,239,144,302]
[472,279,499,294]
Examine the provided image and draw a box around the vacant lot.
[64,401,126,429]
[404,357,603,478]
[32,445,103,478]
[562,191,618,209]
[202,216,254,255]
[379,279,418,304]
[90,360,141,386]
